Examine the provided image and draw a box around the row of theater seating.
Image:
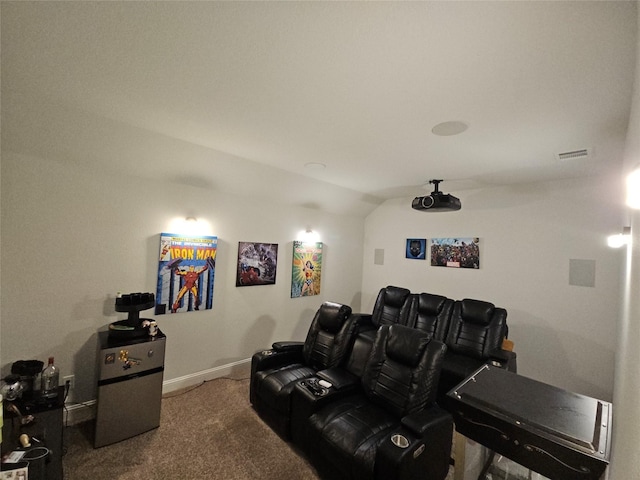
[363,286,517,401]
[249,286,517,480]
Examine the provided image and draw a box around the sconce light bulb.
[607,227,631,248]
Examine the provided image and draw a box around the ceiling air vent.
[556,148,591,162]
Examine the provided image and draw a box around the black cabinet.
[1,387,64,480]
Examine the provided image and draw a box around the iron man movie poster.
[156,233,217,314]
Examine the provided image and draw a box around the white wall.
[611,3,640,477]
[0,152,365,403]
[361,174,624,401]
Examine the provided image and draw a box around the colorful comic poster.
[236,242,279,286]
[156,233,217,314]
[291,241,322,298]
[430,237,480,269]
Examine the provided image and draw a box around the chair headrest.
[460,298,495,325]
[317,302,352,333]
[385,324,431,367]
[382,285,411,307]
[417,293,447,315]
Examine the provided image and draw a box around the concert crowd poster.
[156,233,217,314]
[291,241,323,298]
[430,237,480,269]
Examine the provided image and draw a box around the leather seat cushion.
[307,394,397,479]
[254,364,316,413]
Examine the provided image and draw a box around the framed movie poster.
[156,233,217,314]
[430,237,480,268]
[236,242,279,286]
[291,241,323,297]
[406,238,426,259]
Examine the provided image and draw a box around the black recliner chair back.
[302,301,356,370]
[406,293,454,342]
[445,298,507,360]
[363,324,446,417]
[371,285,412,328]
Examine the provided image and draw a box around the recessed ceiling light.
[431,121,469,136]
[304,162,326,170]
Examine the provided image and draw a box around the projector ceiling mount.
[428,179,444,193]
[411,179,461,212]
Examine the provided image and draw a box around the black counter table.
[1,386,65,480]
[447,364,611,480]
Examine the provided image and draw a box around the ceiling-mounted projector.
[412,179,461,212]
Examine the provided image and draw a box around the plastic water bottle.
[41,357,59,399]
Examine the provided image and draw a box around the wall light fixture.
[168,216,212,236]
[298,228,321,245]
[607,226,631,248]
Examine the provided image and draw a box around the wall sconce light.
[607,226,631,248]
[626,165,640,209]
[168,216,212,236]
[298,228,321,245]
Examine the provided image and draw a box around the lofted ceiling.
[1,1,638,216]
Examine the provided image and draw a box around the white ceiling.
[2,1,638,216]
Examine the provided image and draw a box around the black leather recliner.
[292,324,453,480]
[406,292,454,342]
[348,285,413,378]
[438,298,516,401]
[364,285,413,332]
[249,301,357,438]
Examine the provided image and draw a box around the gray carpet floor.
[62,377,455,479]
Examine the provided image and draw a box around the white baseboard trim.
[63,358,252,425]
[64,400,97,426]
[161,358,252,394]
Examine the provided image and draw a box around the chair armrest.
[317,367,359,390]
[376,406,453,480]
[249,346,305,405]
[250,346,304,375]
[272,341,304,352]
[292,379,359,415]
[488,349,517,373]
[401,406,453,436]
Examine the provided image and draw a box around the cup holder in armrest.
[261,350,274,355]
[300,378,329,396]
[390,434,409,449]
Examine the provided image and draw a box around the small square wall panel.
[569,259,596,287]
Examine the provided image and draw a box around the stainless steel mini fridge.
[94,330,166,448]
